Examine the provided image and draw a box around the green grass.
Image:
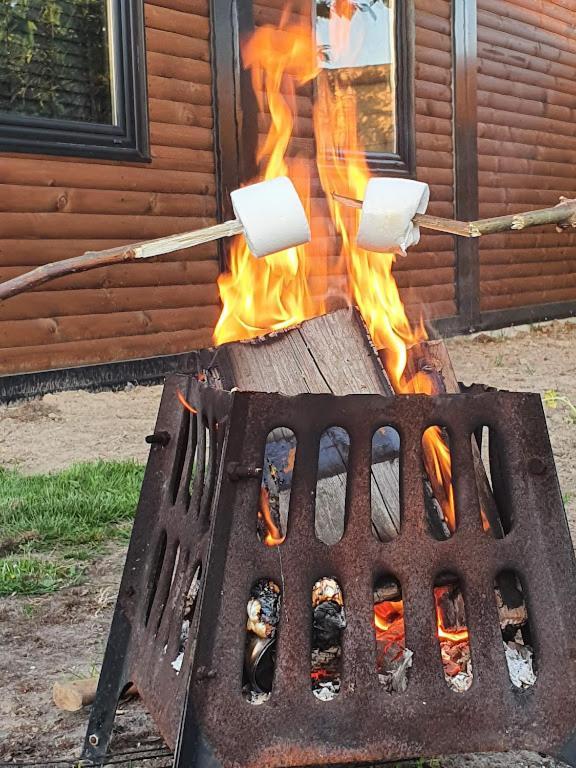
[0,460,144,596]
[543,389,576,423]
[0,555,81,596]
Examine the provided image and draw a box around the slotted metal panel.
[82,375,233,758]
[84,375,576,768]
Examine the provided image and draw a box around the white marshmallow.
[356,178,430,254]
[230,176,311,258]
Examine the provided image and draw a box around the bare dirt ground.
[0,321,575,767]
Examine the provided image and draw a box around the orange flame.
[258,487,285,546]
[374,591,470,652]
[313,17,456,535]
[213,23,323,346]
[176,389,197,415]
[435,586,470,644]
[214,13,456,537]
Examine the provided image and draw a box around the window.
[0,1,149,160]
[315,0,414,175]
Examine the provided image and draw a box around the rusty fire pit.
[83,374,576,768]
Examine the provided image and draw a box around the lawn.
[0,460,144,596]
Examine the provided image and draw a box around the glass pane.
[316,0,396,154]
[0,1,113,124]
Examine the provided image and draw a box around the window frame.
[0,0,150,162]
[314,0,415,177]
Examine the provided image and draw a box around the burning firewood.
[208,308,402,543]
[374,596,413,694]
[400,340,505,538]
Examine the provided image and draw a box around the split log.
[203,308,401,544]
[53,678,137,712]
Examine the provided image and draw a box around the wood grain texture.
[220,309,401,543]
[477,0,576,313]
[0,0,218,374]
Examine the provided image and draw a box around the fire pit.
[78,8,576,767]
[83,364,576,768]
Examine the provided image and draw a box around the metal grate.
[82,375,232,759]
[84,375,576,768]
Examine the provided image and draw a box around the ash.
[244,689,271,705]
[378,647,413,693]
[504,641,536,688]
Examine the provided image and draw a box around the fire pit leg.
[173,696,223,768]
[559,734,576,767]
[81,612,133,761]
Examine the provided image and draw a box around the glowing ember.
[176,389,197,415]
[374,600,405,659]
[375,589,470,683]
[435,586,470,644]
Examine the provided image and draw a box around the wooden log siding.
[476,0,576,313]
[252,0,456,322]
[0,0,218,375]
[413,0,456,319]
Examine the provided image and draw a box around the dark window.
[315,0,415,176]
[0,0,149,160]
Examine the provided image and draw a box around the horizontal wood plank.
[477,0,576,312]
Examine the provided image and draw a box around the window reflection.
[316,0,397,155]
[0,0,113,124]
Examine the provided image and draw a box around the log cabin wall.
[0,0,219,378]
[249,0,456,323]
[409,0,456,321]
[476,0,576,323]
[0,0,575,392]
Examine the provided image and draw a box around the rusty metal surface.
[84,375,576,767]
[82,375,234,760]
[176,384,576,767]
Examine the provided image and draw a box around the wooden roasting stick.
[0,174,312,301]
[333,193,576,238]
[0,219,244,302]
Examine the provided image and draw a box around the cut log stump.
[200,308,401,544]
[53,677,137,712]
